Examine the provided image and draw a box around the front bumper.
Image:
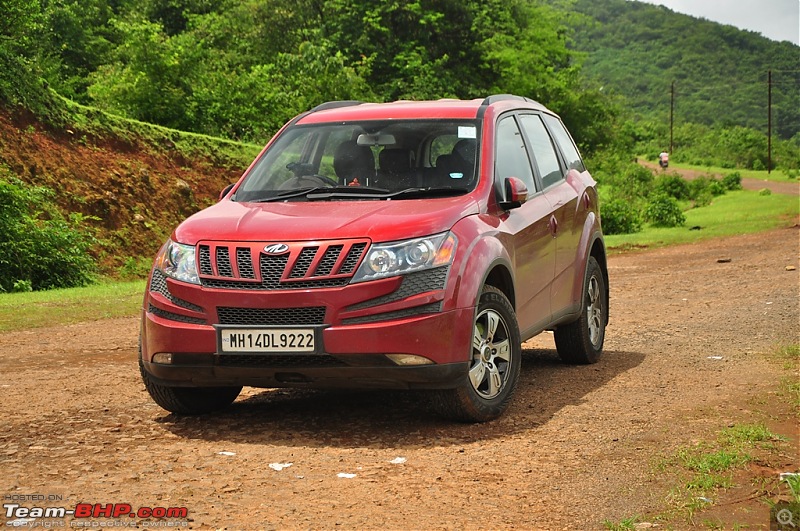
[141,354,470,390]
[141,275,475,389]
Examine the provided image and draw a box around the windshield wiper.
[246,186,468,202]
[304,186,393,200]
[246,187,326,203]
[378,186,470,199]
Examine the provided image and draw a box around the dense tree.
[558,0,800,140]
[58,0,615,150]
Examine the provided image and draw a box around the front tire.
[139,349,241,415]
[430,285,521,422]
[554,256,607,364]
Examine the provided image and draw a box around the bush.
[688,175,726,200]
[721,172,743,191]
[693,190,713,208]
[0,175,97,291]
[644,194,685,227]
[708,179,726,196]
[654,173,689,199]
[600,198,643,235]
[594,160,654,202]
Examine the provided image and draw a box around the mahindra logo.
[263,243,290,255]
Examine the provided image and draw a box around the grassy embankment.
[605,189,799,251]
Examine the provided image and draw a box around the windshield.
[234,120,480,202]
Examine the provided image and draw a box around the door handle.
[549,215,558,236]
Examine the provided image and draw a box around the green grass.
[668,161,797,183]
[606,189,799,251]
[57,95,262,170]
[653,421,789,525]
[603,515,639,530]
[0,280,145,332]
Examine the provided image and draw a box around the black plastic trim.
[142,358,469,390]
[310,100,364,112]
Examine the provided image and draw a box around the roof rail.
[481,94,540,106]
[310,100,364,112]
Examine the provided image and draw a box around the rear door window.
[542,114,585,172]
[519,114,563,189]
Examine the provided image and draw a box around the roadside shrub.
[644,194,685,227]
[709,179,725,196]
[688,176,726,200]
[12,280,33,293]
[693,190,713,208]
[597,162,654,202]
[118,256,152,280]
[0,175,97,291]
[759,188,772,196]
[600,198,643,235]
[654,173,689,200]
[721,172,742,191]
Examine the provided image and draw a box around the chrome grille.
[290,247,318,278]
[199,246,213,275]
[217,306,326,326]
[340,242,367,274]
[236,248,256,279]
[316,245,343,276]
[216,247,233,277]
[197,239,368,291]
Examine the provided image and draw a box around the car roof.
[295,96,553,124]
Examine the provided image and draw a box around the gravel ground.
[1,226,798,530]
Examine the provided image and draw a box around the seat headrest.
[334,140,375,181]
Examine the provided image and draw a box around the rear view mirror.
[357,133,396,147]
[219,183,235,201]
[498,177,528,210]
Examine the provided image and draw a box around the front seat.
[378,148,415,189]
[333,140,375,186]
[435,139,476,186]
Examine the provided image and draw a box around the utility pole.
[670,81,675,154]
[767,70,772,174]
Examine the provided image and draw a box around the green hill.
[554,0,800,140]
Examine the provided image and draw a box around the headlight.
[352,232,457,283]
[154,239,199,285]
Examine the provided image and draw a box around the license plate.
[218,328,315,353]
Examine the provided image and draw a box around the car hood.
[173,196,480,244]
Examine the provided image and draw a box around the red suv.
[140,95,608,422]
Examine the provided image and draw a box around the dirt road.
[1,226,798,529]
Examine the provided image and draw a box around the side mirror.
[498,177,528,210]
[219,183,235,201]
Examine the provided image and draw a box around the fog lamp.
[152,353,174,364]
[385,354,433,366]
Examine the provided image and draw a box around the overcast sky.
[635,0,800,44]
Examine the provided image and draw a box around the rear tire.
[139,348,241,415]
[430,285,521,422]
[554,256,607,364]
